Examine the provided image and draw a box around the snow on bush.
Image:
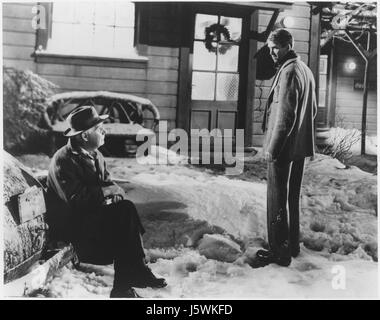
[320,127,377,161]
[3,67,57,154]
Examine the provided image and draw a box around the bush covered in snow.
[3,67,58,154]
[319,127,361,163]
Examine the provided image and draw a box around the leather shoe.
[291,247,300,258]
[256,249,271,259]
[133,266,167,289]
[110,287,141,298]
[248,250,291,268]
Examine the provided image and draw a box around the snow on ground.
[109,153,377,261]
[37,246,377,299]
[8,149,378,299]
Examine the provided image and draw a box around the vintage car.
[47,91,160,157]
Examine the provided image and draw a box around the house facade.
[319,39,377,135]
[4,1,374,148]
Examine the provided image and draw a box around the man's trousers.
[267,158,305,258]
[74,200,146,290]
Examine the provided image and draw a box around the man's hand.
[264,151,273,162]
[102,184,126,198]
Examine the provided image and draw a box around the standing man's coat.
[262,56,318,162]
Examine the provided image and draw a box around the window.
[319,55,328,107]
[45,1,138,58]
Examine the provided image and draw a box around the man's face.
[85,123,106,150]
[267,40,290,63]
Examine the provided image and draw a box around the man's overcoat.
[263,56,318,161]
[46,140,115,259]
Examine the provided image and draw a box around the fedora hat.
[64,105,109,137]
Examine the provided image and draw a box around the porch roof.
[224,2,293,11]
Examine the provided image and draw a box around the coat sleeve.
[52,156,105,210]
[267,70,300,159]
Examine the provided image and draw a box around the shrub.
[3,67,58,154]
[319,127,361,164]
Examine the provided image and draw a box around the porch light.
[282,16,295,28]
[345,61,357,71]
[274,16,295,29]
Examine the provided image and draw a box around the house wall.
[3,2,36,71]
[3,2,315,144]
[333,40,377,135]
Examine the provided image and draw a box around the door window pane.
[217,111,236,131]
[193,41,217,71]
[194,14,218,40]
[191,110,211,130]
[220,16,242,41]
[217,45,239,72]
[216,73,239,101]
[192,72,215,100]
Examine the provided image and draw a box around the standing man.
[46,106,166,297]
[252,29,317,268]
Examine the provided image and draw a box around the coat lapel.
[268,57,299,99]
[262,57,299,132]
[67,140,100,179]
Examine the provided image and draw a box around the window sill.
[33,51,149,69]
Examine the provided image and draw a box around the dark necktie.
[92,152,102,182]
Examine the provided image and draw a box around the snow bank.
[22,245,377,299]
[131,167,267,242]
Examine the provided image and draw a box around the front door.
[190,13,242,134]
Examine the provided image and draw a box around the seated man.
[46,105,166,298]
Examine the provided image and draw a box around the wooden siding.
[253,2,312,146]
[2,3,36,72]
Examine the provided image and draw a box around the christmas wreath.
[204,23,233,54]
